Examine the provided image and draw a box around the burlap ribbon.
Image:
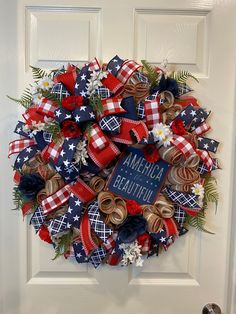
[89,176,105,193]
[159,91,175,111]
[159,145,184,165]
[142,194,175,233]
[162,104,182,124]
[123,82,150,103]
[98,192,127,225]
[167,166,200,186]
[37,173,65,203]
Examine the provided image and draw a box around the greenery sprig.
[7,87,32,109]
[141,60,159,88]
[53,231,73,260]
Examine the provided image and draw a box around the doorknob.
[202,303,221,314]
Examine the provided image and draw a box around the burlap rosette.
[98,192,127,225]
[37,173,65,203]
[162,104,183,124]
[166,166,200,192]
[89,176,105,193]
[142,194,175,233]
[123,72,150,103]
[159,145,184,166]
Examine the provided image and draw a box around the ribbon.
[36,97,58,118]
[30,206,46,233]
[41,140,63,163]
[144,98,161,129]
[197,136,219,153]
[101,72,124,94]
[99,115,121,134]
[98,192,127,225]
[123,81,149,103]
[51,82,71,100]
[54,65,77,94]
[192,122,210,136]
[8,138,36,157]
[89,176,105,193]
[167,166,200,186]
[66,193,84,228]
[98,97,125,119]
[48,214,68,236]
[110,118,148,145]
[41,185,70,214]
[106,55,125,76]
[14,145,39,170]
[116,60,141,84]
[68,178,96,202]
[196,149,214,171]
[142,194,178,236]
[80,209,98,256]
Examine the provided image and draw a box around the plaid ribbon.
[88,201,113,242]
[198,158,219,174]
[89,247,107,268]
[30,206,46,233]
[162,186,201,209]
[80,209,98,256]
[95,86,112,99]
[137,101,145,120]
[99,97,125,118]
[144,99,161,129]
[174,206,186,228]
[171,135,195,158]
[106,55,125,76]
[51,82,70,100]
[8,138,36,157]
[41,185,70,214]
[117,60,141,84]
[99,115,121,135]
[178,83,193,96]
[48,214,68,236]
[196,149,214,171]
[89,123,109,152]
[41,140,63,163]
[197,137,219,153]
[88,58,100,71]
[192,122,210,136]
[14,145,39,170]
[103,232,118,251]
[37,98,58,118]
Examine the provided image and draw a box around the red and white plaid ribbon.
[117,60,141,84]
[41,140,63,163]
[99,97,125,118]
[89,123,109,152]
[37,97,58,118]
[111,118,148,145]
[41,185,70,214]
[8,138,36,157]
[196,149,214,171]
[68,178,96,202]
[103,232,118,251]
[80,210,98,256]
[171,135,195,158]
[88,58,100,71]
[192,122,210,136]
[144,98,161,129]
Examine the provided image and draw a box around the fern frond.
[41,90,62,106]
[172,70,199,84]
[185,209,214,234]
[203,175,219,211]
[44,121,62,143]
[7,87,32,109]
[30,66,49,80]
[12,187,24,210]
[90,95,103,114]
[52,231,73,260]
[141,60,159,87]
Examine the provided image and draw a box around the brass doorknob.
[202,303,221,314]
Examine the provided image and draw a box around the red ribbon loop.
[68,178,96,202]
[80,210,98,256]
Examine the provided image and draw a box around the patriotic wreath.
[9,56,220,268]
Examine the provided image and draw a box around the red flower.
[62,96,84,111]
[137,233,150,249]
[126,199,143,215]
[61,119,81,138]
[143,144,160,163]
[171,118,186,135]
[39,225,52,244]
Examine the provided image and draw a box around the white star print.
[67,207,73,214]
[203,143,209,150]
[26,147,32,153]
[198,137,203,142]
[66,168,73,174]
[180,111,186,116]
[113,59,118,62]
[63,159,70,167]
[73,215,80,221]
[160,237,166,243]
[210,140,215,144]
[55,166,62,172]
[17,157,21,163]
[80,91,87,97]
[75,83,79,89]
[115,65,120,71]
[24,156,29,162]
[89,112,95,119]
[74,115,80,122]
[69,143,75,150]
[75,199,81,206]
[60,150,65,157]
[67,223,72,228]
[190,110,196,117]
[55,110,62,117]
[65,114,72,119]
[81,74,86,80]
[16,127,21,133]
[76,253,82,258]
[80,106,86,111]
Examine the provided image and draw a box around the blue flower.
[18,173,45,201]
[118,215,147,243]
[151,74,179,97]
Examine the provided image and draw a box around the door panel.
[1,0,235,313]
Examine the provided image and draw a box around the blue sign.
[107,147,171,205]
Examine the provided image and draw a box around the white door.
[1,0,236,313]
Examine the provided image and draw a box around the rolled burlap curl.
[109,197,127,225]
[167,166,200,186]
[123,81,150,103]
[183,132,198,147]
[89,176,105,193]
[159,145,184,166]
[45,173,65,196]
[142,194,175,233]
[37,188,48,203]
[98,191,115,214]
[22,153,45,174]
[183,153,200,168]
[159,91,175,112]
[162,104,182,124]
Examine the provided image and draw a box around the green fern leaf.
[41,90,62,106]
[90,95,103,114]
[141,60,158,87]
[52,231,73,260]
[185,210,214,234]
[172,70,199,84]
[30,65,49,80]
[7,87,32,109]
[203,175,219,211]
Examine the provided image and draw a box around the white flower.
[38,76,54,91]
[152,123,170,141]
[32,93,43,105]
[120,241,143,267]
[162,134,173,147]
[74,139,89,166]
[191,183,204,199]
